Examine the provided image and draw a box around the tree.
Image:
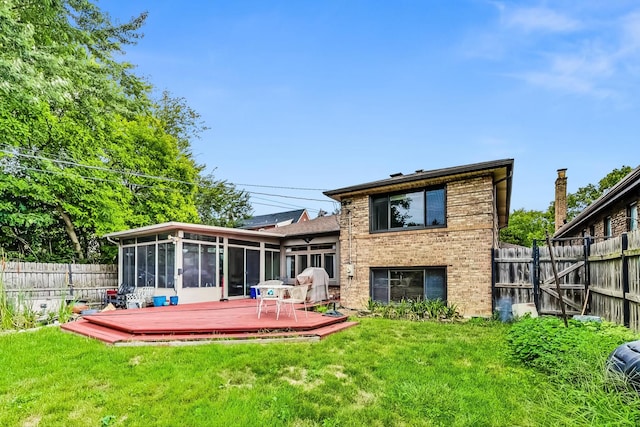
[195,173,252,228]
[0,1,211,262]
[500,208,554,247]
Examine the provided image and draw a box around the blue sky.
[102,0,640,217]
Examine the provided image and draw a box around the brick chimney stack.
[555,168,567,231]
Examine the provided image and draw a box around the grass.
[0,318,639,426]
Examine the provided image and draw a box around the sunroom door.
[228,247,260,297]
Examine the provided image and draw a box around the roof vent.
[415,169,424,173]
[390,172,403,178]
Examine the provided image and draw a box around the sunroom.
[104,222,284,304]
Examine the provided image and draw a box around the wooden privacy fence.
[493,229,640,330]
[0,262,118,307]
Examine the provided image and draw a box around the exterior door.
[228,247,260,297]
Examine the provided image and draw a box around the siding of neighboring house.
[336,173,500,316]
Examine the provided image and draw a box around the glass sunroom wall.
[158,242,175,289]
[136,244,156,288]
[122,246,136,287]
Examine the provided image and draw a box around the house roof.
[240,209,307,229]
[103,221,283,240]
[324,158,514,228]
[273,215,340,238]
[554,165,640,238]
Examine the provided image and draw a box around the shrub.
[507,316,638,382]
[364,298,461,322]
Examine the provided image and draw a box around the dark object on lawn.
[607,340,640,391]
[323,302,343,318]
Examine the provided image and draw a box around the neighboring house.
[103,215,339,304]
[554,166,640,240]
[240,209,310,230]
[323,159,514,317]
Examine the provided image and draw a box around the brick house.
[323,159,514,317]
[554,166,640,240]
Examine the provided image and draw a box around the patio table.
[251,283,293,318]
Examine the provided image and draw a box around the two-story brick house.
[323,159,513,317]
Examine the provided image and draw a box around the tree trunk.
[58,207,84,260]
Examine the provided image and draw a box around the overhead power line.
[2,147,336,205]
[1,145,331,193]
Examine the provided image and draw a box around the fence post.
[491,248,496,313]
[622,233,630,328]
[583,236,591,314]
[532,240,540,312]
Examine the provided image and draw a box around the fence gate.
[493,238,589,316]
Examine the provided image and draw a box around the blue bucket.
[250,288,258,299]
[153,296,166,307]
[169,296,179,305]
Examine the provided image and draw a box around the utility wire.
[1,145,328,192]
[5,162,335,204]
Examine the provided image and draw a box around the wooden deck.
[61,298,357,346]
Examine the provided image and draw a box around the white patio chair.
[139,286,155,306]
[125,291,145,309]
[276,285,309,321]
[256,280,283,318]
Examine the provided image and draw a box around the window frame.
[369,185,446,233]
[628,202,638,232]
[370,267,447,304]
[604,216,612,238]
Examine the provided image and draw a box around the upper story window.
[370,186,445,232]
[629,202,638,232]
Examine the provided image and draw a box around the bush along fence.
[493,228,640,331]
[1,261,118,314]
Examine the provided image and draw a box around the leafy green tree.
[500,208,554,247]
[196,174,252,227]
[0,1,232,263]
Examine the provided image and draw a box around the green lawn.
[0,318,637,426]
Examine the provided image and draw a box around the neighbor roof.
[554,165,640,238]
[324,159,514,228]
[274,215,340,238]
[240,209,307,229]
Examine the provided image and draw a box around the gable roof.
[324,159,514,228]
[240,209,307,229]
[554,165,640,238]
[273,215,340,238]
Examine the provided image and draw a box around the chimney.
[555,168,567,231]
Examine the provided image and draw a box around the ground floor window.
[370,267,446,304]
[285,243,336,280]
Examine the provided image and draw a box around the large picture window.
[371,187,445,232]
[370,267,446,304]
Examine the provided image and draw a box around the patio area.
[61,298,357,346]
